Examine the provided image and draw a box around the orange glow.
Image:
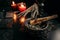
[18,2,26,12]
[13,13,17,22]
[11,1,17,8]
[11,1,16,6]
[20,3,26,8]
[20,17,26,23]
[12,1,15,5]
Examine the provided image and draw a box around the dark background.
[0,0,60,11]
[0,0,60,20]
[0,0,60,12]
[0,0,60,40]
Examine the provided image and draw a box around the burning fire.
[12,1,16,5]
[18,2,26,12]
[13,13,17,22]
[11,1,17,9]
[20,16,26,23]
[20,3,26,8]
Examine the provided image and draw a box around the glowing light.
[21,4,25,8]
[11,1,17,9]
[20,17,26,23]
[12,1,15,5]
[18,2,26,12]
[13,13,17,22]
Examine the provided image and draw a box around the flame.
[18,2,26,12]
[20,3,26,8]
[13,13,17,22]
[21,4,25,8]
[20,17,26,23]
[12,1,15,5]
[19,2,26,8]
